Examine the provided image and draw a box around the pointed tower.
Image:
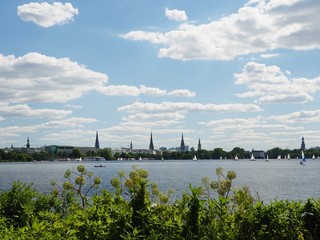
[130,141,133,150]
[95,131,100,149]
[180,133,185,151]
[149,132,154,150]
[26,137,30,149]
[301,137,305,150]
[197,138,201,151]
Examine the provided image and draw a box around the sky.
[1,0,320,151]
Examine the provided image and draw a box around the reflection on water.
[0,159,319,201]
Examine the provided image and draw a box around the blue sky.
[1,0,320,151]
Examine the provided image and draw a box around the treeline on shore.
[0,165,319,239]
[1,146,320,162]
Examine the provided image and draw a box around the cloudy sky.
[1,0,320,151]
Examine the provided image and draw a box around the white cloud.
[234,62,320,103]
[167,89,196,97]
[122,0,320,60]
[0,52,108,103]
[41,117,97,128]
[64,104,82,109]
[271,110,320,123]
[165,8,188,22]
[260,53,280,58]
[17,2,79,28]
[0,103,72,119]
[201,117,302,132]
[101,84,166,96]
[118,101,262,113]
[122,112,185,122]
[101,84,198,97]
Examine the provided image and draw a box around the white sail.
[250,154,255,161]
[300,150,306,165]
[312,154,315,159]
[287,154,291,160]
[193,155,197,161]
[277,155,281,160]
[234,155,239,160]
[266,155,270,162]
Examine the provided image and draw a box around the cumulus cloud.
[0,103,72,119]
[101,84,197,97]
[17,2,79,28]
[101,85,164,96]
[165,8,188,22]
[118,101,261,113]
[234,62,320,103]
[271,110,320,123]
[122,0,320,60]
[167,89,196,97]
[0,52,108,103]
[41,117,97,128]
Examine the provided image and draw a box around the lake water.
[0,159,319,202]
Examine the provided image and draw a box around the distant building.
[45,145,74,155]
[251,149,265,159]
[95,131,100,149]
[149,132,154,150]
[301,137,305,150]
[198,138,201,151]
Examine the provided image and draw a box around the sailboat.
[265,155,269,162]
[193,155,197,161]
[277,155,281,160]
[234,155,239,160]
[287,154,291,160]
[250,154,256,161]
[300,150,306,165]
[312,154,315,160]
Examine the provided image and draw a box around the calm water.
[0,159,319,202]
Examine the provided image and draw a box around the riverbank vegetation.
[0,165,319,239]
[1,146,320,162]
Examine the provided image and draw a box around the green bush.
[0,166,320,239]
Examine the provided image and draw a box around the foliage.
[1,166,320,239]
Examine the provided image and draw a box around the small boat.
[139,156,142,161]
[312,154,315,160]
[94,164,106,167]
[277,155,281,160]
[234,155,239,160]
[300,150,306,165]
[265,155,269,162]
[250,154,256,161]
[193,155,197,161]
[287,154,291,160]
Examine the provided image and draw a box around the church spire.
[198,138,201,151]
[180,133,185,151]
[95,131,100,149]
[149,132,154,150]
[26,136,30,149]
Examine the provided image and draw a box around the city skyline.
[8,133,310,153]
[1,1,320,151]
